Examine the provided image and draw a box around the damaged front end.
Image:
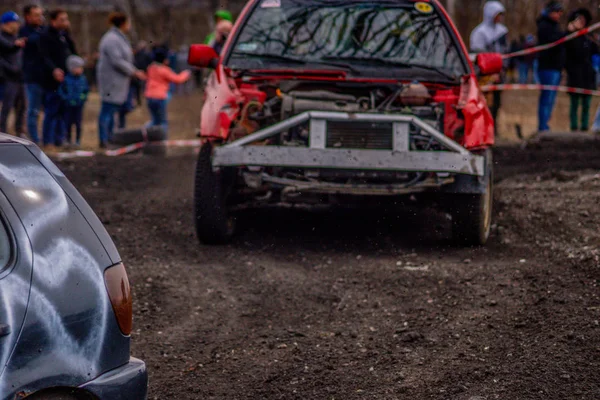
[206,77,489,206]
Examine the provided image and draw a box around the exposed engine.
[236,81,453,153]
[219,79,467,200]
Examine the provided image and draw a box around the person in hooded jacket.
[565,8,598,132]
[470,1,508,135]
[536,1,566,132]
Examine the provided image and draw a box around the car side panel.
[0,189,34,397]
[0,146,129,400]
[25,145,122,265]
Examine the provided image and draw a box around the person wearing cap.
[58,55,89,147]
[204,10,233,47]
[470,1,508,135]
[0,11,26,137]
[537,1,566,132]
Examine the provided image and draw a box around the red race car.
[188,0,502,246]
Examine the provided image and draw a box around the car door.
[0,185,34,397]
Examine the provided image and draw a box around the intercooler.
[326,121,393,150]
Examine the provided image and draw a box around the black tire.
[111,126,167,145]
[194,142,236,244]
[451,148,493,246]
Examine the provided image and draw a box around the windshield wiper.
[231,52,308,65]
[408,63,459,82]
[322,56,458,82]
[231,52,361,75]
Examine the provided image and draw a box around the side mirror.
[476,53,503,76]
[188,44,219,69]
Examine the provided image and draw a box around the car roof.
[0,133,31,145]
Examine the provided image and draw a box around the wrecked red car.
[188,0,502,245]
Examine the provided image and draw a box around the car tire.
[451,148,493,246]
[194,142,236,245]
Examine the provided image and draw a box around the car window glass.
[0,219,11,271]
[228,0,468,78]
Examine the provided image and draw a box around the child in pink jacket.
[144,48,191,133]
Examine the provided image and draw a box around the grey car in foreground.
[0,134,147,399]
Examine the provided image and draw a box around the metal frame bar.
[214,111,484,176]
[258,173,454,195]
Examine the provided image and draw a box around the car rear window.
[0,219,11,271]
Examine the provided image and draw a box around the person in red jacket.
[144,47,190,134]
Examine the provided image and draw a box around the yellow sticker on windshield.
[415,2,433,14]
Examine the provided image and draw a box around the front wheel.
[450,148,493,246]
[194,142,236,245]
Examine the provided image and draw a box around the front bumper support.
[212,111,484,177]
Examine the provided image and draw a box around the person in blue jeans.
[58,55,88,147]
[536,2,566,132]
[39,9,77,148]
[20,4,45,144]
[144,48,190,134]
[97,12,146,148]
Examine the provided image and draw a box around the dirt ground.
[54,137,600,399]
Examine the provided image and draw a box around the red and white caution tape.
[503,21,600,59]
[54,139,204,160]
[104,142,147,157]
[482,83,600,96]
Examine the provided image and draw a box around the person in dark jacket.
[38,9,76,148]
[536,1,565,132]
[565,8,597,131]
[0,11,26,136]
[19,4,45,144]
[59,55,89,147]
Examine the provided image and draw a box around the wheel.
[451,148,493,246]
[194,142,236,244]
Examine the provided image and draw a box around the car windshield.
[227,0,468,80]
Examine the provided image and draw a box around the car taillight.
[104,262,133,335]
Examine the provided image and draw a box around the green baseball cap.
[215,10,233,22]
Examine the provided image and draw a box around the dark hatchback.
[0,135,147,399]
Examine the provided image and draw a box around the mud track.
[57,141,600,399]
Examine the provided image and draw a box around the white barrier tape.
[503,21,600,59]
[53,139,204,159]
[482,83,600,96]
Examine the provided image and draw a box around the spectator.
[144,47,190,134]
[133,41,152,104]
[0,11,26,137]
[565,8,597,132]
[204,10,233,46]
[20,4,45,144]
[523,34,539,84]
[97,12,146,148]
[212,20,233,55]
[536,1,565,133]
[39,9,76,148]
[470,1,508,134]
[508,37,523,83]
[59,55,88,147]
